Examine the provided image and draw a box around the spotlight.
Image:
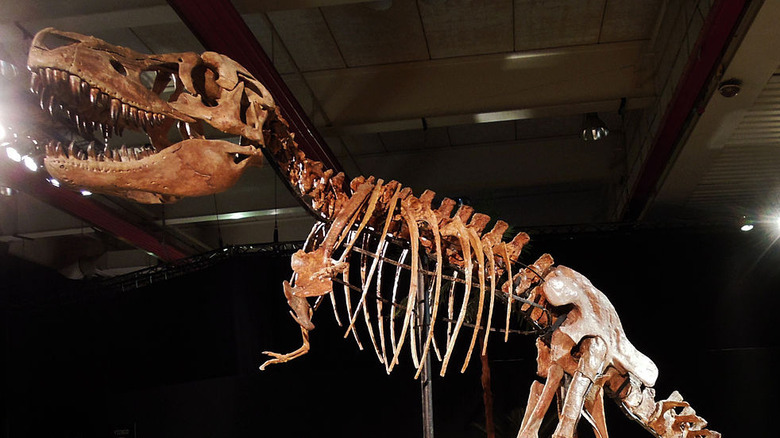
[80,190,92,196]
[5,145,21,162]
[48,178,61,187]
[581,112,609,141]
[738,216,755,232]
[22,155,38,172]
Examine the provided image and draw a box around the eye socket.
[110,59,127,76]
[191,64,220,106]
[40,33,80,50]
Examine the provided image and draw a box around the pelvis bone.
[28,28,266,203]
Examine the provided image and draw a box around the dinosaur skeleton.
[26,28,720,438]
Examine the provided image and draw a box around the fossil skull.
[28,28,269,203]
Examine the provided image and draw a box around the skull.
[28,28,269,203]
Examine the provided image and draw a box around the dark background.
[1,227,777,437]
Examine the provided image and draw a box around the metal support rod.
[417,267,434,438]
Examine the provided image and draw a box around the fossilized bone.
[26,29,720,438]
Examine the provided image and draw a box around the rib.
[374,184,403,369]
[439,217,473,376]
[388,248,409,371]
[461,224,487,373]
[481,242,497,355]
[446,270,458,345]
[375,241,390,366]
[388,199,423,372]
[413,192,443,379]
[499,243,514,342]
[341,263,363,350]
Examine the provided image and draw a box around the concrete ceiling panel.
[320,0,429,66]
[514,0,605,51]
[599,0,663,43]
[419,0,514,59]
[267,8,346,72]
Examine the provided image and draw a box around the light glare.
[6,146,21,162]
[22,155,37,171]
[740,224,754,232]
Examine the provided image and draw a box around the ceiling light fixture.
[581,112,609,141]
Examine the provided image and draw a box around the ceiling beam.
[298,41,655,128]
[166,0,345,176]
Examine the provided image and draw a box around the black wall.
[1,227,776,437]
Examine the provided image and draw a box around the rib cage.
[313,220,552,377]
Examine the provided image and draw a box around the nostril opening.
[110,59,127,76]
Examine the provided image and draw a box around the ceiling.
[0,0,778,277]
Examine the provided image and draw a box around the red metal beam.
[625,0,750,220]
[166,0,345,175]
[0,160,189,261]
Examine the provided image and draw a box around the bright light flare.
[740,224,754,232]
[5,146,21,162]
[22,155,37,171]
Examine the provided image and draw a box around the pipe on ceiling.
[625,0,750,220]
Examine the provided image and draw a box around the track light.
[581,112,609,141]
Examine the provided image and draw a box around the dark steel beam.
[625,0,750,220]
[166,0,345,175]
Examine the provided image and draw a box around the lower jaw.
[44,138,260,204]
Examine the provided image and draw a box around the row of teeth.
[45,140,155,162]
[30,67,168,136]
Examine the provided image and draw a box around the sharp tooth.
[47,95,56,116]
[30,71,41,94]
[89,88,100,104]
[80,80,90,97]
[45,141,54,156]
[68,141,76,159]
[101,123,110,139]
[44,68,56,84]
[120,145,129,161]
[87,142,96,159]
[110,99,121,124]
[38,88,49,111]
[129,107,138,126]
[69,75,81,100]
[55,142,64,157]
[59,70,69,82]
